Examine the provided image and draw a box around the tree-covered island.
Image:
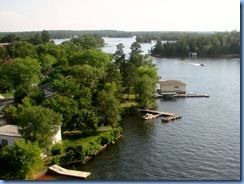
[136,31,240,57]
[0,31,158,179]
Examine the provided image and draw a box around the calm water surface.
[43,37,240,180]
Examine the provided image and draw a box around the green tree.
[52,74,80,97]
[70,49,110,68]
[96,82,121,127]
[10,41,38,59]
[134,65,158,109]
[152,39,164,56]
[36,43,68,66]
[42,94,78,130]
[104,63,124,97]
[39,53,57,75]
[29,33,43,45]
[0,139,42,180]
[0,57,41,91]
[121,62,137,100]
[3,105,18,124]
[69,64,106,94]
[114,43,126,71]
[17,106,62,150]
[129,42,143,60]
[73,109,98,133]
[42,30,50,43]
[0,33,20,43]
[71,35,104,49]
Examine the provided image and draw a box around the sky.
[0,0,240,32]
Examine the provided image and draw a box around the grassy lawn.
[120,94,137,108]
[0,91,14,98]
[120,101,137,108]
[62,126,112,148]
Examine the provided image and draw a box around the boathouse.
[188,52,197,56]
[158,80,186,94]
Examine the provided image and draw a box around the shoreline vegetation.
[0,30,157,180]
[0,30,240,180]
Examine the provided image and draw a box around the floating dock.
[140,109,182,123]
[48,164,91,179]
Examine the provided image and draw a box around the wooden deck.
[48,164,91,179]
[140,109,182,123]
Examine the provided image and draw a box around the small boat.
[200,63,205,66]
[142,113,155,120]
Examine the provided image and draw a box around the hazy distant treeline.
[0,30,133,39]
[0,30,217,40]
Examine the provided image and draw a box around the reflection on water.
[40,38,240,180]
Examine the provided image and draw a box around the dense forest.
[0,31,158,179]
[151,31,240,57]
[135,31,214,43]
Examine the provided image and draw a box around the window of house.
[2,139,8,147]
[174,86,179,88]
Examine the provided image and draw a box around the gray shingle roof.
[0,125,21,137]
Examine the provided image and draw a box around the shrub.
[64,145,85,162]
[98,133,113,145]
[113,127,122,138]
[84,141,102,156]
[51,143,63,156]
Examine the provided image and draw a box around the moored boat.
[142,113,154,120]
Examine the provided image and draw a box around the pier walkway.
[140,109,182,122]
[48,164,91,179]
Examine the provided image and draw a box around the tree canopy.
[0,139,42,180]
[17,106,62,150]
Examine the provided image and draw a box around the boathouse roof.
[158,80,186,86]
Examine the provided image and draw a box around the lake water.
[44,37,240,180]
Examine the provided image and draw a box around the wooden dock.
[161,114,182,123]
[174,94,209,98]
[155,93,209,99]
[140,109,182,123]
[48,164,91,179]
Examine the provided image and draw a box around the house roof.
[158,80,186,86]
[0,124,21,137]
[0,43,9,48]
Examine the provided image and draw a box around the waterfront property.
[0,124,62,148]
[0,124,22,147]
[158,80,186,95]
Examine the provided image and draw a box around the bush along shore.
[34,127,122,179]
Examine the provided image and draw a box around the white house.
[158,80,186,94]
[0,125,22,147]
[0,124,62,148]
